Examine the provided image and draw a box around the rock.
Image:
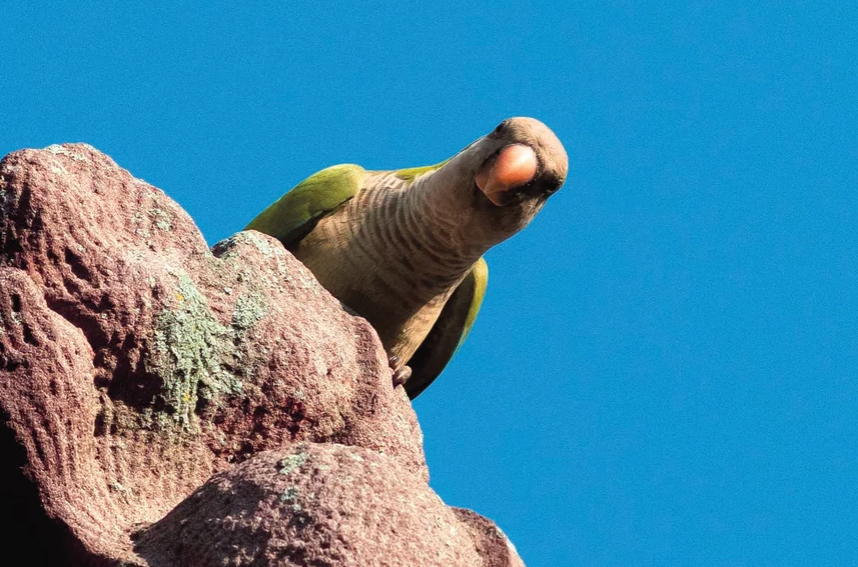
[452,508,525,567]
[0,144,523,566]
[134,444,502,567]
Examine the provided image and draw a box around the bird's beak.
[475,144,538,206]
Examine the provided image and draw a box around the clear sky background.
[2,2,856,565]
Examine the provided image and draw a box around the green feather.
[404,257,488,399]
[394,160,447,183]
[245,164,365,246]
[455,257,488,352]
[395,139,480,183]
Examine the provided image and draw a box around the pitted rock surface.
[134,444,511,567]
[0,144,523,566]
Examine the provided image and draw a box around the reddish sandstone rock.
[453,508,525,567]
[0,144,523,566]
[134,444,507,567]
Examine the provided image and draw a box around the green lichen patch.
[279,486,299,503]
[213,231,279,260]
[50,162,69,176]
[108,480,134,504]
[241,230,280,258]
[45,144,88,162]
[278,450,309,476]
[279,486,303,512]
[232,293,266,330]
[213,231,300,291]
[148,208,172,231]
[146,269,245,430]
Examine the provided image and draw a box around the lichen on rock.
[146,267,244,429]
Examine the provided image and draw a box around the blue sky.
[2,2,856,565]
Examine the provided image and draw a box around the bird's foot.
[389,355,412,388]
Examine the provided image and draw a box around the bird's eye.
[489,120,510,138]
[543,180,563,195]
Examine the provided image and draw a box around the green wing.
[245,164,366,246]
[394,160,448,183]
[404,257,488,399]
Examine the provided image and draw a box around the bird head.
[472,117,567,208]
[419,117,567,249]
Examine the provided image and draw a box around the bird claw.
[388,355,412,388]
[392,366,412,387]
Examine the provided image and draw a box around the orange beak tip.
[476,144,538,204]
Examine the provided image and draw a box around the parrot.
[245,117,567,399]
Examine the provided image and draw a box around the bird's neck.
[291,170,490,361]
[357,170,488,295]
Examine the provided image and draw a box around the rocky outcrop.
[0,144,522,566]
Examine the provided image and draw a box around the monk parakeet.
[246,117,567,399]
